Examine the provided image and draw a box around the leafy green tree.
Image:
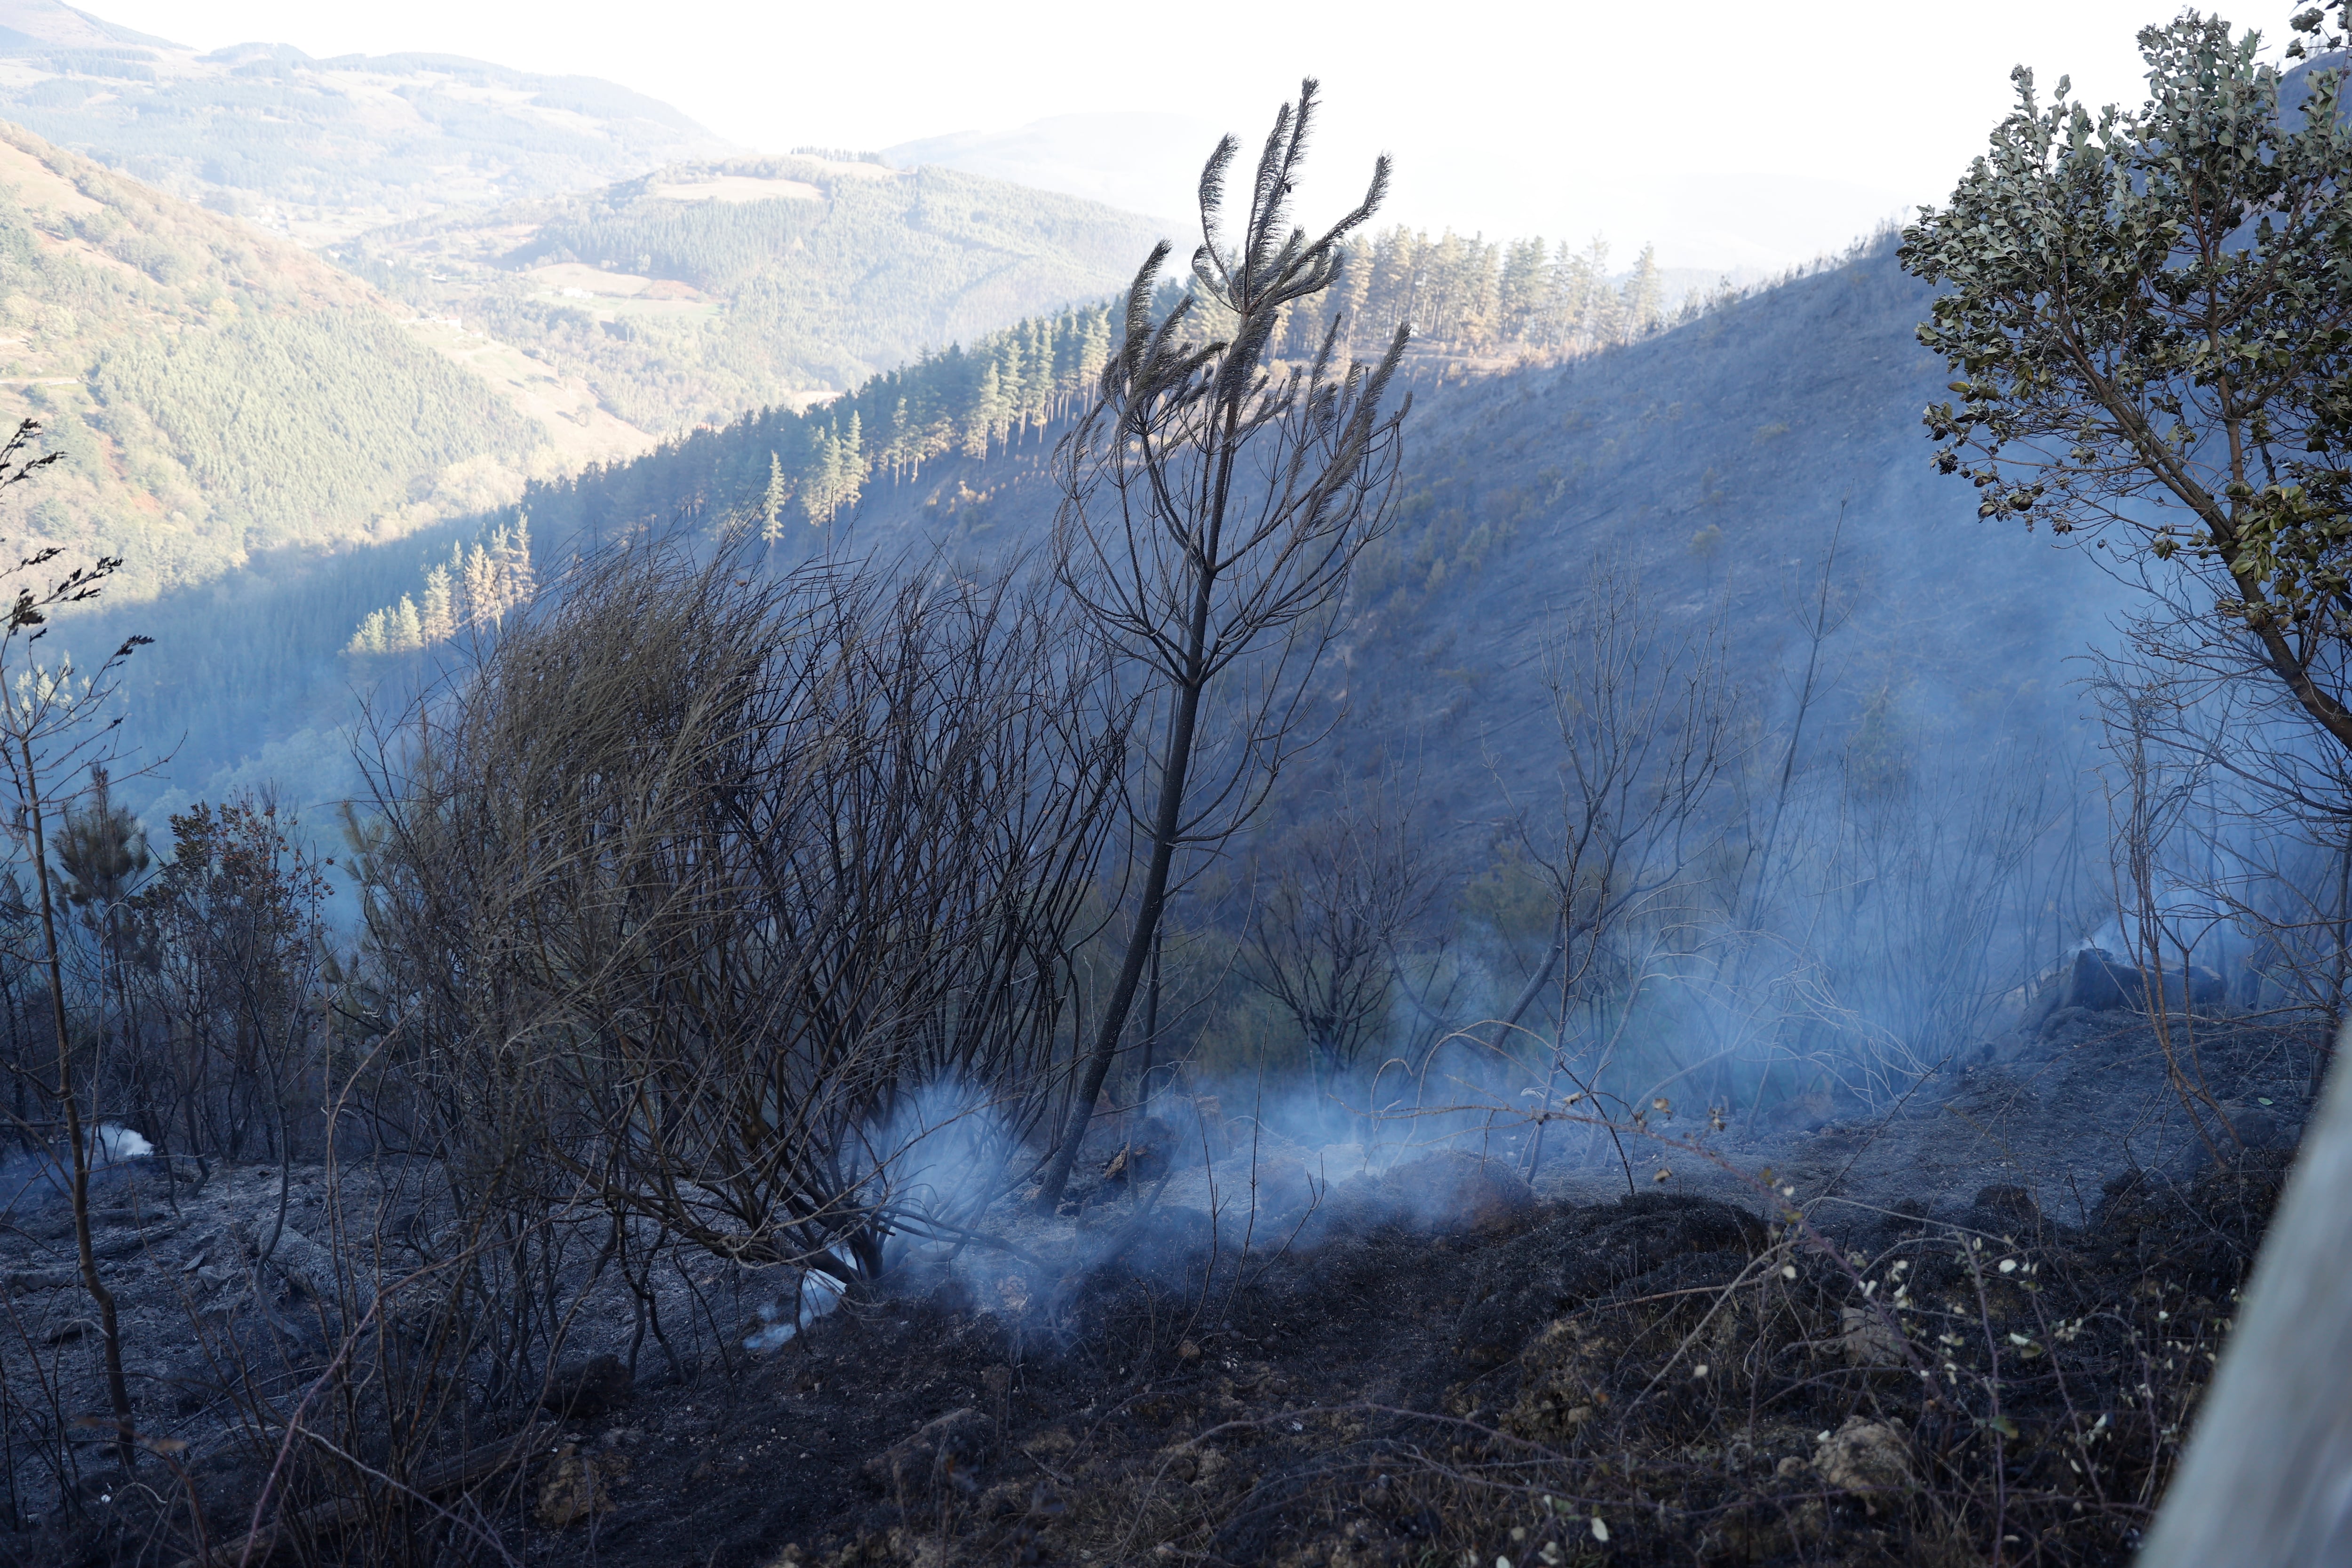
[1901,7,2352,751]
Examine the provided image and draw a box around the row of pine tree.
[1322,228,1671,360]
[345,520,535,655]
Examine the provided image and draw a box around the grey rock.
[2020,949,2232,1040]
[2060,948,2136,1012]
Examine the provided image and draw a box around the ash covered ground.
[0,996,2308,1568]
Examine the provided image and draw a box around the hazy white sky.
[94,0,2254,270]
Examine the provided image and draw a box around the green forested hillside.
[0,118,544,596]
[0,3,728,245]
[92,312,545,541]
[344,297,1118,652]
[328,156,1170,433]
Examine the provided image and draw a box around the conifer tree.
[762,451,787,544]
[835,414,863,515]
[965,363,1004,458]
[393,595,423,652]
[56,764,149,956]
[1330,243,1372,358]
[1036,82,1411,1206]
[1574,236,1619,348]
[348,609,388,656]
[420,562,455,644]
[501,514,535,607]
[999,337,1029,446]
[463,538,498,629]
[1620,244,1663,339]
[1498,235,1549,345]
[802,430,838,524]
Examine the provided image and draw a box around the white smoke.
[743,1077,1017,1353]
[849,1077,1022,1255]
[744,1265,848,1353]
[93,1123,152,1163]
[0,1122,153,1218]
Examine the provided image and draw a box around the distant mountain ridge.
[329,152,1168,434]
[0,7,1191,613]
[882,114,1207,226]
[0,1,163,48]
[0,1,731,246]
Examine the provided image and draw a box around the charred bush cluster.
[0,544,1138,1566]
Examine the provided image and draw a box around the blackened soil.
[496,1154,2282,1568]
[0,1013,2302,1568]
[522,1202,1545,1568]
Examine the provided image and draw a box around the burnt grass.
[631,1158,2279,1568]
[10,1137,2286,1568]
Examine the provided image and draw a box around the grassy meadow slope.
[329,153,1167,433]
[0,0,730,245]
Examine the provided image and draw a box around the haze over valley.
[0,5,2345,1567]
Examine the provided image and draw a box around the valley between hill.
[330,152,1169,433]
